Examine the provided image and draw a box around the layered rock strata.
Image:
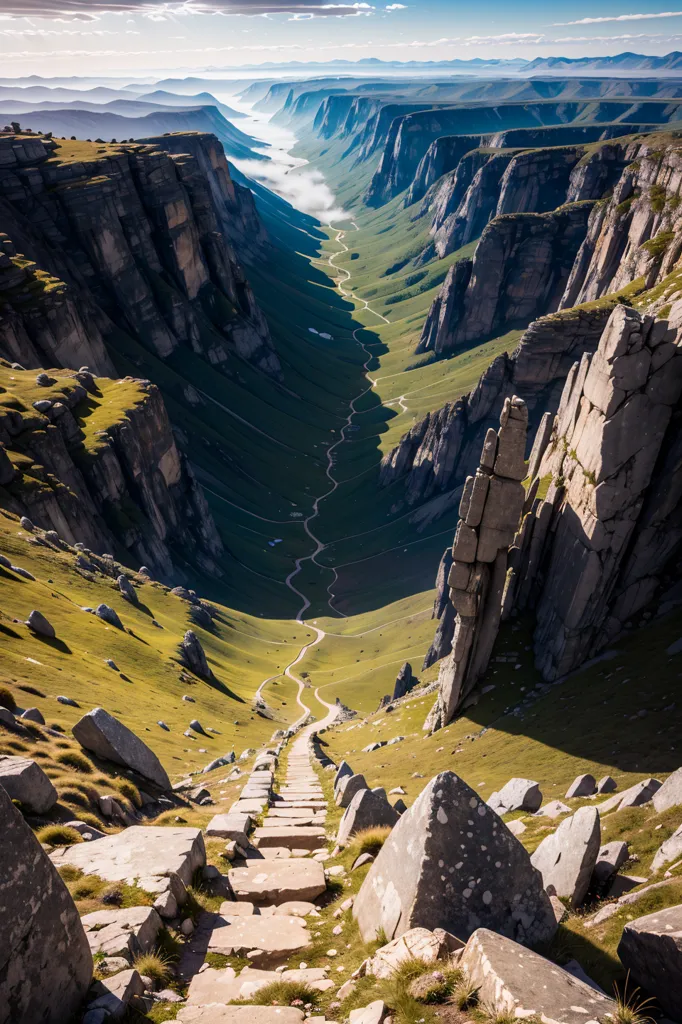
[423,397,528,732]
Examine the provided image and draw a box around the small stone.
[180,918,194,936]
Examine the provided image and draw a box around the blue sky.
[3,1,682,76]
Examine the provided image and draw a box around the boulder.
[461,928,617,1022]
[599,777,661,812]
[117,575,138,605]
[95,604,124,630]
[651,823,682,873]
[367,927,455,979]
[20,707,45,724]
[81,906,162,959]
[0,783,92,1023]
[592,840,629,888]
[531,807,601,908]
[536,800,570,819]
[652,767,682,813]
[349,1002,387,1024]
[50,825,205,897]
[618,904,682,1019]
[596,775,616,794]
[353,772,556,946]
[179,630,211,678]
[337,788,399,846]
[207,913,311,964]
[506,819,526,836]
[393,662,415,701]
[333,760,353,792]
[72,707,171,790]
[0,754,57,813]
[86,968,145,1019]
[335,773,367,808]
[26,609,55,638]
[488,778,542,814]
[205,813,251,846]
[565,774,596,799]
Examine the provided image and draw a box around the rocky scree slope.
[0,130,278,379]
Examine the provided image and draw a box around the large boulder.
[0,783,92,1022]
[592,840,628,888]
[565,774,596,798]
[461,928,617,1022]
[652,766,682,813]
[353,772,556,946]
[651,823,682,873]
[335,773,367,808]
[337,788,399,846]
[599,777,661,812]
[487,777,542,814]
[333,761,353,793]
[178,630,211,678]
[0,755,57,814]
[530,806,601,908]
[393,663,415,701]
[26,609,56,638]
[72,707,170,790]
[618,904,682,1019]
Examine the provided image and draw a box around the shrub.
[348,825,393,859]
[36,824,83,846]
[72,876,104,900]
[0,686,16,711]
[133,950,173,986]
[55,750,93,773]
[649,184,667,213]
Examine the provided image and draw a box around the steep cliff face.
[381,304,611,507]
[418,202,595,356]
[503,303,682,679]
[0,362,223,579]
[431,151,516,258]
[406,135,485,207]
[561,138,682,307]
[0,131,279,379]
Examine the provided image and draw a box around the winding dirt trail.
[257,222,389,729]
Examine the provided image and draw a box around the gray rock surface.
[72,707,170,790]
[461,928,617,1022]
[81,906,162,959]
[565,774,596,798]
[26,609,56,638]
[652,767,682,813]
[95,604,124,630]
[337,788,399,846]
[488,778,542,815]
[651,823,682,873]
[335,772,368,809]
[179,630,211,678]
[0,783,92,1023]
[227,860,326,905]
[205,813,252,846]
[592,840,629,888]
[596,775,616,793]
[531,806,601,908]
[393,663,416,701]
[618,904,682,1019]
[0,754,58,813]
[353,772,556,946]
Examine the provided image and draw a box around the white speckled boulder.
[353,772,556,947]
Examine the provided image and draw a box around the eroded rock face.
[424,397,528,731]
[353,772,556,947]
[618,904,682,1019]
[0,783,93,1023]
[73,707,171,790]
[504,302,682,680]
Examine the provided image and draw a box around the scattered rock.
[25,609,55,638]
[354,771,556,945]
[117,575,138,604]
[409,970,447,1001]
[337,788,399,846]
[618,904,682,1019]
[393,663,416,702]
[531,807,601,908]
[352,853,375,871]
[652,766,682,813]
[0,784,92,1021]
[367,928,455,979]
[592,841,629,889]
[178,631,211,678]
[65,820,107,842]
[57,695,79,707]
[506,819,526,836]
[0,754,57,813]
[81,906,162,959]
[87,968,145,1019]
[20,515,34,530]
[596,775,616,794]
[488,778,542,815]
[599,777,661,812]
[20,707,45,724]
[349,1001,387,1024]
[536,800,571,819]
[95,604,124,630]
[73,707,171,789]
[335,773,367,809]
[565,774,596,799]
[651,823,682,872]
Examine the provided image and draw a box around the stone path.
[178,729,337,1022]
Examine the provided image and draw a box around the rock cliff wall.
[381,304,612,507]
[0,362,223,580]
[418,202,595,356]
[0,130,279,379]
[503,302,682,680]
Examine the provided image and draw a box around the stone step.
[231,799,269,815]
[228,859,326,904]
[207,913,310,964]
[260,817,324,829]
[273,800,327,809]
[266,806,325,819]
[253,826,326,851]
[178,1004,305,1024]
[187,965,332,1007]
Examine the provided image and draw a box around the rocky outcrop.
[0,783,93,1023]
[406,135,485,207]
[618,905,682,1020]
[382,304,611,509]
[431,151,516,259]
[392,662,416,701]
[417,202,595,356]
[422,547,454,669]
[503,302,682,680]
[423,397,528,732]
[0,365,223,579]
[0,130,278,379]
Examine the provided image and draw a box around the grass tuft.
[37,824,83,846]
[132,949,173,986]
[55,750,93,773]
[0,686,16,711]
[347,825,392,859]
[236,981,318,1007]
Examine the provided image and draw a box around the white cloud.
[0,0,376,19]
[552,10,682,26]
[385,3,407,9]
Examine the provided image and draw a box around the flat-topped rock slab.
[179,1006,305,1024]
[81,906,162,959]
[253,826,326,851]
[231,799,269,815]
[260,817,322,829]
[267,807,325,819]
[206,813,252,845]
[228,860,326,904]
[50,826,205,894]
[274,800,326,809]
[207,913,310,963]
[187,965,329,1006]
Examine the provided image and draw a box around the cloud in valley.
[0,0,379,18]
